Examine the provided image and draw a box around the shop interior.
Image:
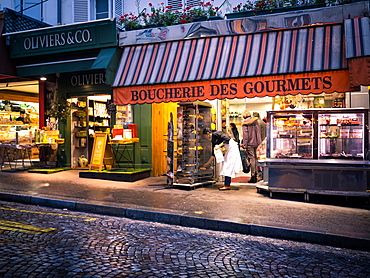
[69,95,133,168]
[0,100,39,143]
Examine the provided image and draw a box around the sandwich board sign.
[89,132,107,171]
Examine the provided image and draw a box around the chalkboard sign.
[89,132,108,171]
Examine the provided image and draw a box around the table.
[108,139,138,169]
[0,143,34,171]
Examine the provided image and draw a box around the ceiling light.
[40,77,47,81]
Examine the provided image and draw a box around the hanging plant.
[49,97,71,122]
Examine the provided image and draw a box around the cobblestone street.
[0,200,369,278]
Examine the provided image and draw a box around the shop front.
[113,6,369,191]
[5,19,135,169]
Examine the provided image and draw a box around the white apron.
[220,139,243,178]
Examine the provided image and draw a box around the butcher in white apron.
[203,128,243,190]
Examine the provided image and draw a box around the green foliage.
[49,97,71,122]
[118,1,220,30]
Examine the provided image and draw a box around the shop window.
[115,105,132,126]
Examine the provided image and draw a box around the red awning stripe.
[144,44,159,84]
[241,35,252,77]
[131,44,147,85]
[306,28,314,72]
[197,38,210,80]
[273,31,282,73]
[183,39,197,81]
[225,36,238,77]
[113,24,347,87]
[324,26,331,70]
[256,32,267,75]
[344,17,370,58]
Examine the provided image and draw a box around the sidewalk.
[0,170,369,251]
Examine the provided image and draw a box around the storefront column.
[39,80,46,129]
[151,102,178,176]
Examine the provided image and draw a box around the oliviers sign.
[113,70,353,105]
[9,19,117,58]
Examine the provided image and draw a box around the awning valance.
[114,70,352,105]
[113,23,346,88]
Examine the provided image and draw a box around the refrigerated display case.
[175,101,214,187]
[265,109,369,192]
[270,112,314,159]
[318,112,365,160]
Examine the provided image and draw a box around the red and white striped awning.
[113,23,354,105]
[114,23,346,87]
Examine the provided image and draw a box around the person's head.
[203,128,213,139]
[222,119,226,127]
[242,110,251,119]
[19,111,25,117]
[253,112,260,119]
[230,123,237,130]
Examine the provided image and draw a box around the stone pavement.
[1,200,370,278]
[0,170,369,251]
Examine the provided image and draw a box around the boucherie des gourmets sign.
[113,70,353,105]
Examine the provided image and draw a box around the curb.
[0,192,369,251]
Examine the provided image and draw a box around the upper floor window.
[74,0,123,22]
[13,0,42,21]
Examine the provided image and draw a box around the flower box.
[225,10,255,19]
[283,3,326,11]
[208,16,223,21]
[225,3,327,19]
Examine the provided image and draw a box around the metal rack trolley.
[174,101,215,189]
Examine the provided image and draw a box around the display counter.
[265,109,370,193]
[265,158,370,191]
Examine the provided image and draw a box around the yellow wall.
[151,102,178,177]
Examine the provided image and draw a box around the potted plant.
[143,3,182,27]
[49,97,70,123]
[226,0,329,19]
[184,1,221,22]
[226,1,258,18]
[117,13,143,31]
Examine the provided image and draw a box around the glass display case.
[265,109,369,192]
[270,112,314,159]
[268,109,368,160]
[175,101,214,186]
[318,111,365,160]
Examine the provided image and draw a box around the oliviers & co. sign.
[23,29,92,51]
[9,20,117,58]
[113,70,353,105]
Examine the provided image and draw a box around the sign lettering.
[113,71,352,105]
[70,73,106,87]
[23,29,92,51]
